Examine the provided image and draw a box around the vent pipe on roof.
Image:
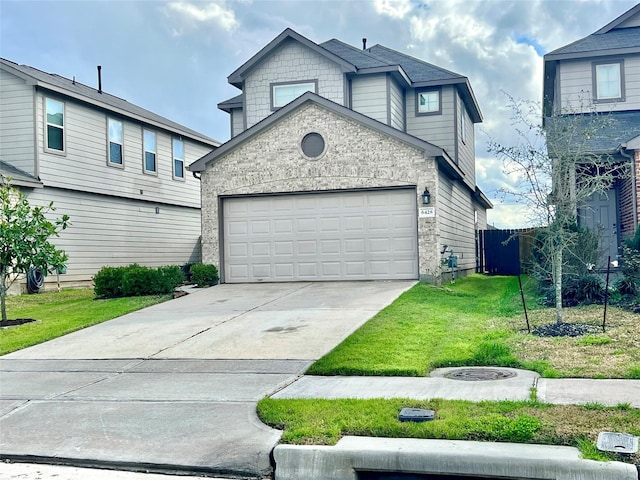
[97,65,102,93]
[362,38,367,50]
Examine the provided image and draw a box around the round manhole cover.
[444,368,516,381]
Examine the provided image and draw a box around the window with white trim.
[271,81,316,109]
[143,130,157,173]
[108,118,123,166]
[45,98,65,152]
[594,61,624,102]
[416,89,441,115]
[172,138,184,180]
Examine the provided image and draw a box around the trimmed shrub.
[190,263,219,287]
[93,266,126,298]
[94,264,185,298]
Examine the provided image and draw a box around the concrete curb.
[273,436,639,480]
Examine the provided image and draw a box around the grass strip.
[308,275,535,376]
[258,397,640,463]
[0,289,170,355]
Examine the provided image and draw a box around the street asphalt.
[1,281,639,479]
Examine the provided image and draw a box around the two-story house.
[543,4,640,264]
[0,58,220,291]
[189,29,491,283]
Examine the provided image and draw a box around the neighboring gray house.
[543,4,640,263]
[189,29,491,283]
[0,58,220,291]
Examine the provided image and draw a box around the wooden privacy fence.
[477,228,539,276]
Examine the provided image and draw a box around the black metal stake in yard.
[602,255,611,333]
[518,274,530,334]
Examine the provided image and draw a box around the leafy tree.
[488,96,630,324]
[1,182,69,321]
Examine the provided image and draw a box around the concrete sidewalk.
[0,281,416,479]
[273,367,640,407]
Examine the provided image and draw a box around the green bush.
[93,266,126,298]
[94,264,185,298]
[156,265,185,292]
[121,265,157,297]
[190,263,219,287]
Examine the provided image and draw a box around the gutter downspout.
[620,146,637,232]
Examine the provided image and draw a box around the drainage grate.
[444,368,516,381]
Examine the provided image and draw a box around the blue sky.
[1,0,637,227]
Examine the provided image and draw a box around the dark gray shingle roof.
[0,160,42,187]
[366,45,465,84]
[1,58,219,146]
[547,111,640,154]
[319,39,390,69]
[546,26,640,59]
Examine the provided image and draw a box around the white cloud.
[167,1,238,33]
[373,0,412,19]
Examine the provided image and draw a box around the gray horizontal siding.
[351,74,388,124]
[0,68,35,175]
[231,108,244,137]
[558,54,640,112]
[457,91,476,188]
[389,77,405,131]
[437,175,477,273]
[34,93,209,208]
[23,187,201,281]
[406,86,455,155]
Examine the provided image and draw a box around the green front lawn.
[0,289,170,355]
[262,275,640,461]
[257,397,640,463]
[308,275,640,379]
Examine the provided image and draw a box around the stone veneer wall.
[200,102,445,282]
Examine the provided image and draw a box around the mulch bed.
[532,322,603,337]
[1,318,37,328]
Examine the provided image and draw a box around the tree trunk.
[1,283,7,322]
[553,248,563,324]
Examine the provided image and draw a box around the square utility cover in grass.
[307,275,640,379]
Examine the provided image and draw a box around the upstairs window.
[173,138,184,180]
[143,130,157,173]
[271,81,316,109]
[416,89,441,116]
[45,98,65,152]
[108,118,124,166]
[593,60,624,102]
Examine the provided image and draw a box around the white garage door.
[222,189,418,282]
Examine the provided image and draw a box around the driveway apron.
[0,281,414,478]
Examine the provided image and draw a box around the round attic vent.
[301,132,325,159]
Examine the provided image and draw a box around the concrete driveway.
[0,281,414,478]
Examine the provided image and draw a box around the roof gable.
[595,3,640,34]
[545,4,640,60]
[0,58,219,147]
[227,28,356,88]
[190,91,455,174]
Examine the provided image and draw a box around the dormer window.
[416,88,441,116]
[593,60,624,102]
[271,81,317,109]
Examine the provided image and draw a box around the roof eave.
[227,28,356,86]
[189,91,446,173]
[35,84,219,146]
[544,46,640,62]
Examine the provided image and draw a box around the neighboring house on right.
[543,3,640,265]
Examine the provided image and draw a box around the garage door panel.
[251,220,270,235]
[223,189,418,282]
